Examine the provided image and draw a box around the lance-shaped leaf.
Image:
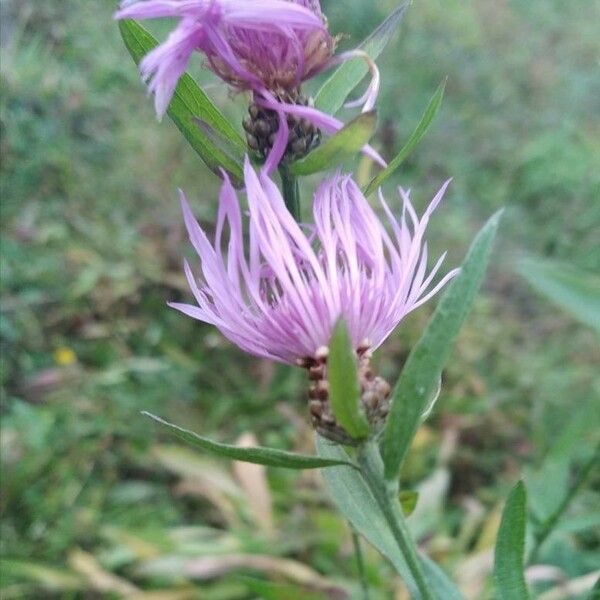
[382,210,503,482]
[494,481,530,600]
[144,412,355,470]
[327,319,370,440]
[364,80,446,195]
[516,257,600,332]
[317,437,465,599]
[289,111,377,176]
[315,4,408,116]
[195,117,245,163]
[119,19,244,184]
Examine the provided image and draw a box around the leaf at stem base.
[144,412,355,470]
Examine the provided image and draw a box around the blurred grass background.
[1,0,599,598]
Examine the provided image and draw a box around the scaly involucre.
[170,159,459,364]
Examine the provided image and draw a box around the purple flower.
[115,0,384,170]
[115,0,334,118]
[170,158,458,364]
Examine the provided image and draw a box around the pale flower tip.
[154,97,169,121]
[440,178,453,192]
[314,346,329,362]
[218,167,232,186]
[178,189,192,217]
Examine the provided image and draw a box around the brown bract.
[299,343,391,445]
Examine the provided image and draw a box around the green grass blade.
[327,319,370,439]
[382,210,503,482]
[516,256,600,331]
[494,481,530,600]
[0,560,84,592]
[314,4,408,116]
[144,412,355,470]
[118,19,244,184]
[242,578,331,600]
[289,111,377,176]
[364,79,446,195]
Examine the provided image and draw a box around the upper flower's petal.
[139,18,204,117]
[115,0,209,20]
[327,49,381,112]
[220,0,325,30]
[295,0,324,15]
[255,93,386,175]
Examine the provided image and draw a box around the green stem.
[279,164,301,221]
[351,528,370,600]
[529,442,600,564]
[358,440,436,600]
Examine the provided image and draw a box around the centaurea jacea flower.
[116,0,334,115]
[171,159,458,441]
[115,0,382,169]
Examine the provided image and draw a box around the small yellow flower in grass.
[54,346,76,367]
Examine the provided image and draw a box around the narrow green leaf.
[315,4,408,116]
[382,210,503,481]
[316,437,465,599]
[494,482,530,600]
[143,412,355,470]
[289,111,377,176]
[118,19,244,184]
[364,80,446,195]
[327,319,370,439]
[195,117,245,162]
[515,256,600,331]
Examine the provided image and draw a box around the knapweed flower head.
[115,0,335,117]
[170,158,458,365]
[115,0,382,169]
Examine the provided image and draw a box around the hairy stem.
[351,528,370,600]
[279,164,301,221]
[358,440,436,600]
[529,441,600,564]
